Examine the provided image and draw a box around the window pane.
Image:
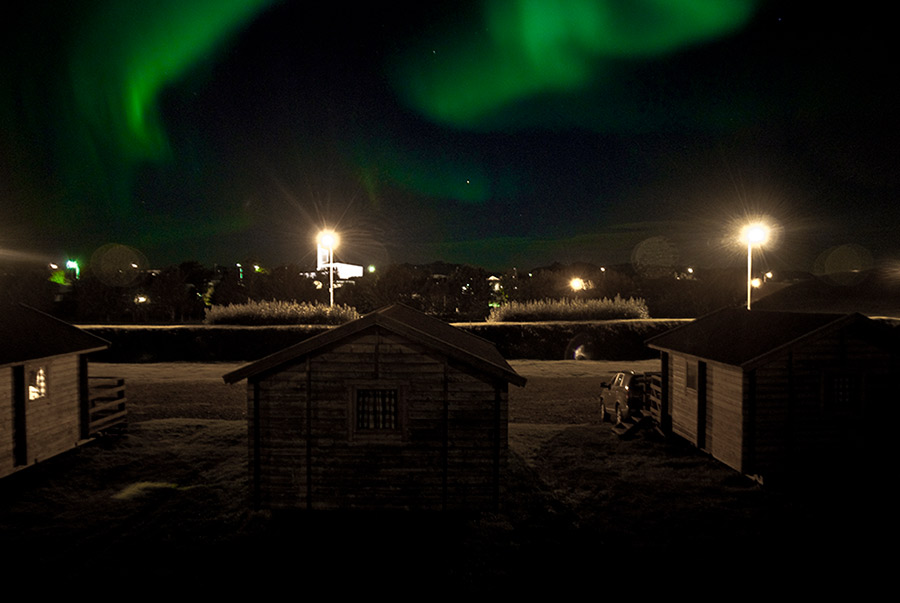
[686,362,697,391]
[357,389,398,430]
[28,367,47,400]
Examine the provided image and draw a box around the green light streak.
[389,0,759,128]
[69,0,276,161]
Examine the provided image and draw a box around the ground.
[0,360,888,593]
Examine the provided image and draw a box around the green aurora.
[5,1,896,272]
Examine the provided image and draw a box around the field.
[0,360,886,593]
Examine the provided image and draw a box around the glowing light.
[750,278,762,288]
[317,230,339,250]
[570,277,585,291]
[389,0,759,128]
[317,230,339,306]
[741,221,770,310]
[65,259,81,279]
[68,0,276,161]
[741,223,770,246]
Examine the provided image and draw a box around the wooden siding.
[1,355,86,479]
[748,327,895,476]
[248,329,507,511]
[668,354,746,473]
[0,367,12,475]
[669,355,699,445]
[705,363,743,472]
[666,320,897,480]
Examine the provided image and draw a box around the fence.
[87,377,127,436]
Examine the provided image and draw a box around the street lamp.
[317,230,339,306]
[740,222,769,310]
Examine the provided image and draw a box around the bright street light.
[317,229,339,306]
[740,222,770,310]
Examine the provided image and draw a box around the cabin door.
[12,365,27,466]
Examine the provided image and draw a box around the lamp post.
[741,223,769,310]
[317,230,339,306]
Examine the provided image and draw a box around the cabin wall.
[749,326,896,476]
[249,329,507,511]
[705,363,744,472]
[668,353,698,445]
[1,367,12,476]
[668,353,744,473]
[1,355,84,478]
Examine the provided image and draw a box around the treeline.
[1,259,748,323]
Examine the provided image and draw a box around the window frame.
[348,381,408,443]
[685,360,698,392]
[28,365,48,401]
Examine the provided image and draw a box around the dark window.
[356,389,399,431]
[823,374,860,414]
[686,361,698,391]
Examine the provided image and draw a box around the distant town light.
[65,259,80,279]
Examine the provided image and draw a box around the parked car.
[599,371,649,423]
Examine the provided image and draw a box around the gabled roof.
[645,307,891,369]
[0,304,109,367]
[223,303,526,386]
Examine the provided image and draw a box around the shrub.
[205,300,360,325]
[487,296,649,322]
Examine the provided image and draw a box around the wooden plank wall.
[705,363,744,472]
[668,354,746,473]
[669,354,698,445]
[1,355,84,479]
[24,356,82,468]
[249,328,507,511]
[751,327,896,476]
[0,368,12,477]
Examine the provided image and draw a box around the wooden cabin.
[223,303,526,511]
[1,304,115,479]
[646,308,898,482]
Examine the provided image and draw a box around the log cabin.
[223,303,526,511]
[646,308,899,483]
[1,304,112,479]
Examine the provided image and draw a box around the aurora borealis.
[2,1,898,274]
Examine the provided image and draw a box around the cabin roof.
[223,303,526,386]
[0,304,109,366]
[645,307,890,368]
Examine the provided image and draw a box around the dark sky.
[2,1,897,276]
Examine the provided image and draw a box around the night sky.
[2,1,897,276]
